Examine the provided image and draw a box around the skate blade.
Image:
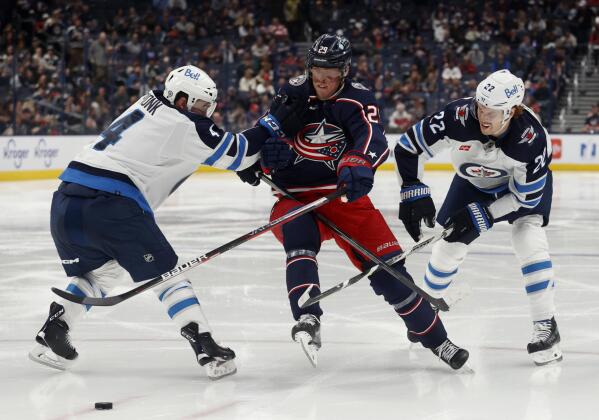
[28,344,73,371]
[457,362,475,374]
[531,344,563,366]
[205,359,237,380]
[294,331,318,367]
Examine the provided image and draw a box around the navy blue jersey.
[272,75,389,193]
[394,98,553,219]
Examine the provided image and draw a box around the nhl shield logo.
[144,253,155,262]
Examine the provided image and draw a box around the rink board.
[1,134,598,181]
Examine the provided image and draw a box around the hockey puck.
[95,402,113,410]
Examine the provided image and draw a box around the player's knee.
[84,260,124,295]
[511,215,549,260]
[430,239,468,270]
[368,259,414,304]
[282,214,320,252]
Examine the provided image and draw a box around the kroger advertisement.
[1,134,598,180]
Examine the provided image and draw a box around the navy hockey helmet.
[306,34,352,77]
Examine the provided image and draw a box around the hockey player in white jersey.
[29,65,304,379]
[394,69,562,366]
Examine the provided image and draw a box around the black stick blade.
[51,287,123,306]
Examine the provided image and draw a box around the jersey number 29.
[93,109,145,151]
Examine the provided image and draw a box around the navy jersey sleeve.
[394,99,472,183]
[336,84,389,168]
[488,113,553,218]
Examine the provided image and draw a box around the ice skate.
[29,302,78,371]
[291,314,321,367]
[528,317,562,366]
[181,322,237,380]
[431,338,469,370]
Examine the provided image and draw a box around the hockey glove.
[259,92,308,139]
[337,151,374,202]
[260,138,294,173]
[236,160,262,187]
[445,202,494,245]
[398,182,436,242]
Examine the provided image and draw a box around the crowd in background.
[0,0,597,136]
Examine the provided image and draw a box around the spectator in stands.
[465,43,485,68]
[442,59,462,87]
[238,68,257,94]
[532,78,553,126]
[251,36,270,60]
[1,0,594,135]
[89,32,110,83]
[388,102,414,132]
[583,104,599,134]
[125,32,142,57]
[268,17,289,41]
[590,17,599,75]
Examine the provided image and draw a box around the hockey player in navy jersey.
[29,65,304,379]
[239,34,469,370]
[395,69,562,365]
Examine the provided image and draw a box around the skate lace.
[531,320,552,343]
[435,340,459,362]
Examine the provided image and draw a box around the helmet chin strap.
[322,79,345,100]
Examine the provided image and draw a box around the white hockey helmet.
[475,69,525,124]
[164,65,218,117]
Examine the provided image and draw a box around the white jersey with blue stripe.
[62,90,264,211]
[394,98,552,219]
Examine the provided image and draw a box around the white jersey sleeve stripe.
[413,121,433,158]
[514,173,547,194]
[203,132,234,166]
[226,133,248,171]
[397,133,418,154]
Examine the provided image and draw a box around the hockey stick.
[259,174,450,311]
[299,228,451,309]
[51,188,346,307]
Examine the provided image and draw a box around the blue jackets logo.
[293,119,346,170]
[184,69,201,80]
[504,85,519,98]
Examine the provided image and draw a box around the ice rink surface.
[0,171,598,420]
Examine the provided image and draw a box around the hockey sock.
[154,278,209,332]
[58,276,103,327]
[424,240,468,295]
[395,296,447,349]
[511,216,556,321]
[286,249,322,320]
[369,258,447,348]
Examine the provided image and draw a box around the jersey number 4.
[93,109,145,151]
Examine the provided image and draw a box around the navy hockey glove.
[259,93,307,139]
[445,202,494,245]
[260,138,294,173]
[236,160,262,186]
[398,182,436,242]
[337,151,374,202]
